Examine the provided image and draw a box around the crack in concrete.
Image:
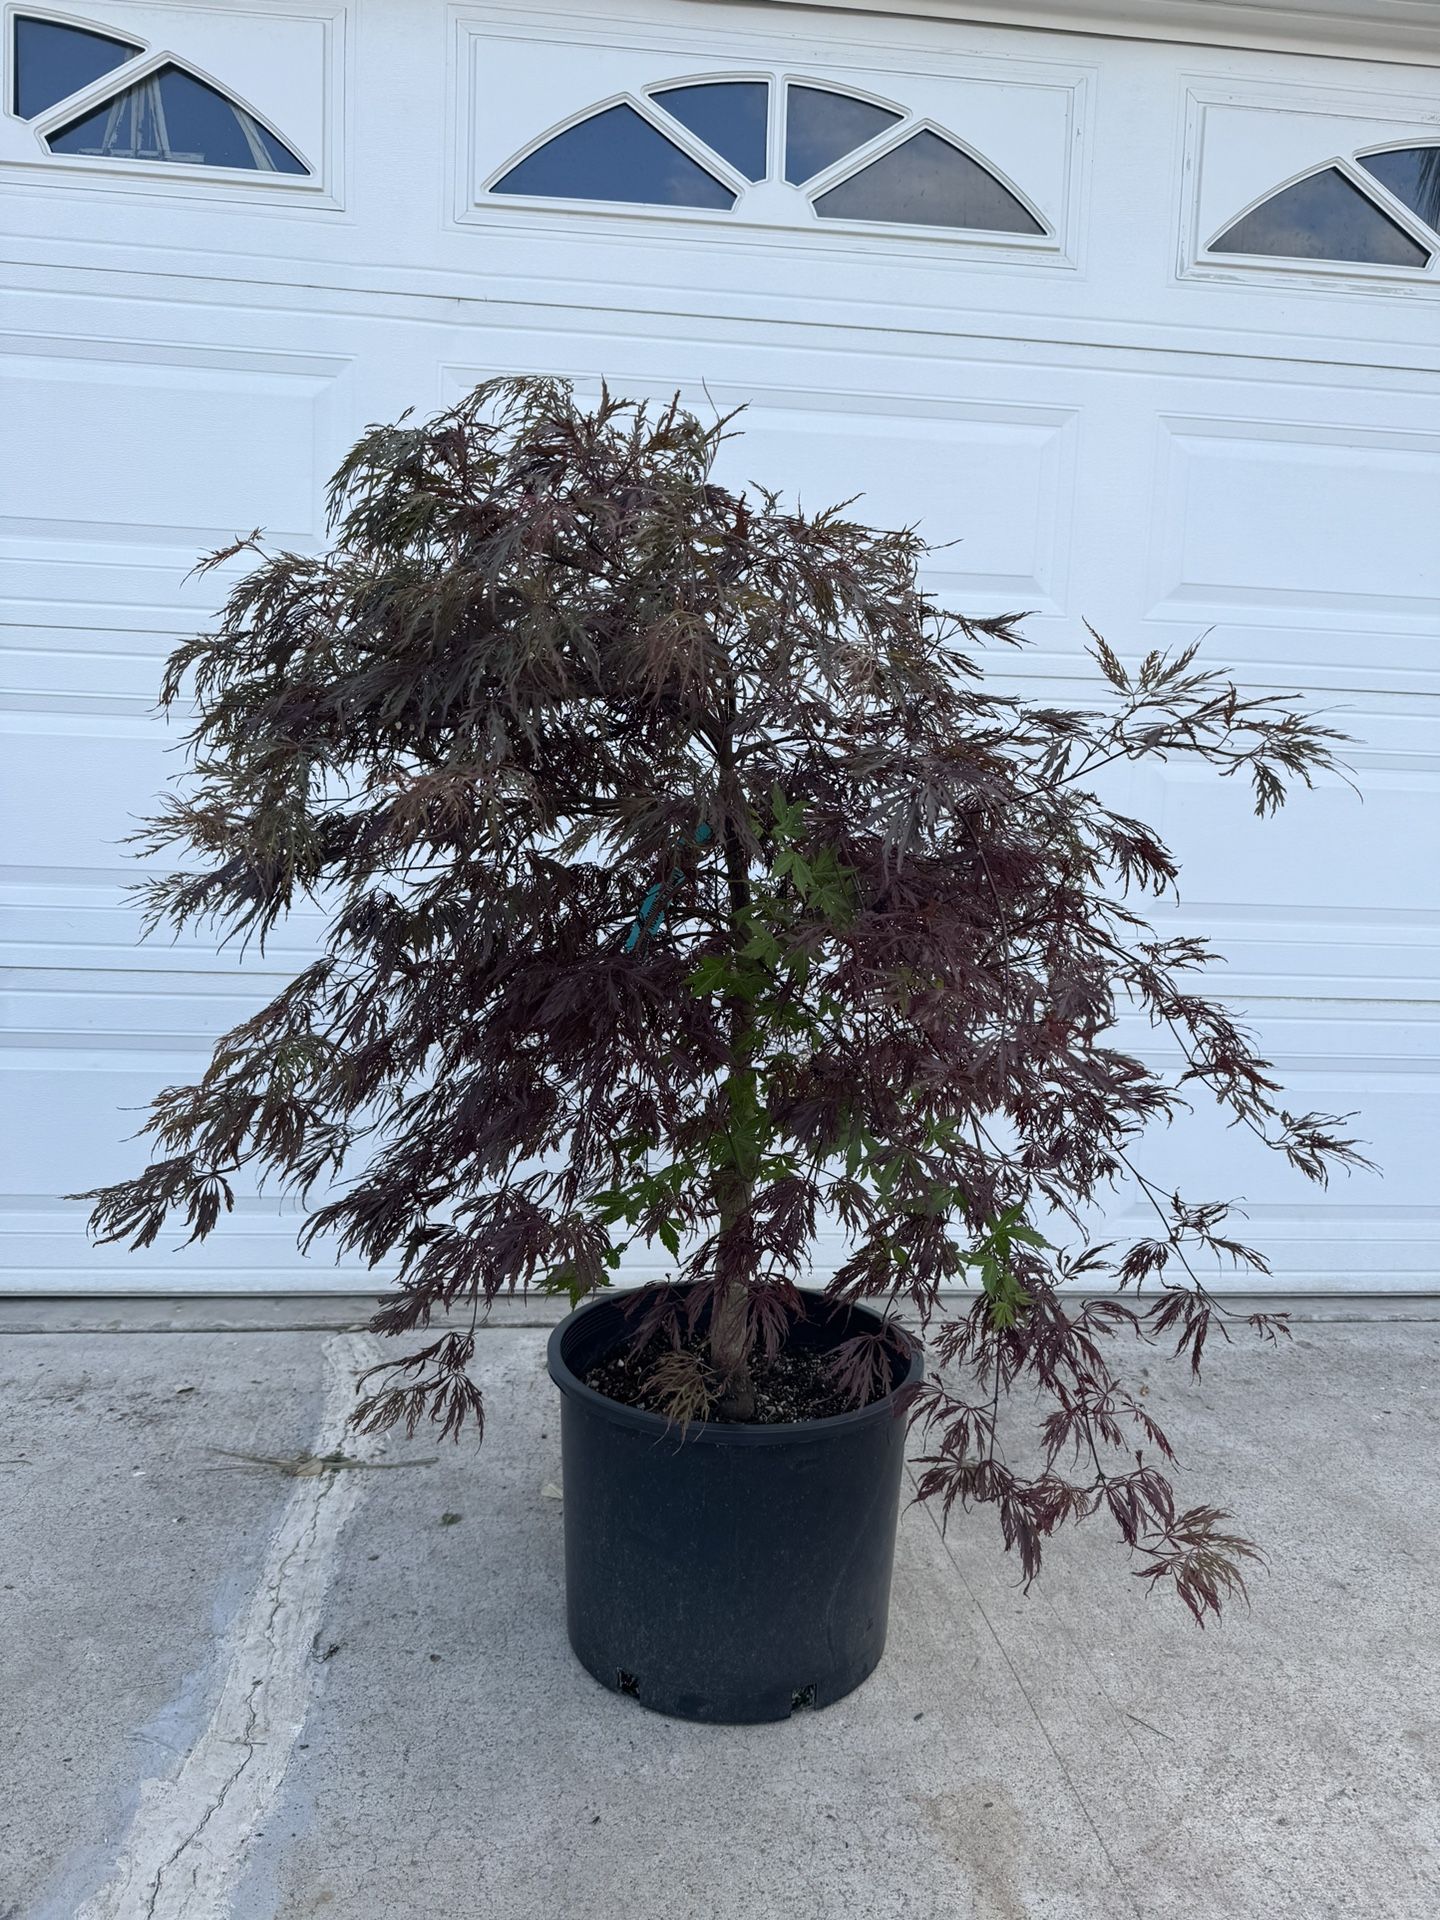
[75,1334,383,1920]
[140,1482,336,1920]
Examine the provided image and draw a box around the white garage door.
[2,0,1437,1296]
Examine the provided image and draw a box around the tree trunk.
[709,1162,756,1421]
[711,708,757,1420]
[709,1272,756,1421]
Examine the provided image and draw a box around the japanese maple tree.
[81,377,1367,1620]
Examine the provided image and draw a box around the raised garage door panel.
[1146,417,1440,623]
[5,342,336,543]
[439,362,1079,612]
[1,0,1436,1294]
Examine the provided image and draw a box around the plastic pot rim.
[546,1284,926,1448]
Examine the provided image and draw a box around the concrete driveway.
[2,1316,1436,1919]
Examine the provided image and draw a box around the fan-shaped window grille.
[12,13,139,119]
[47,62,307,172]
[1208,147,1440,271]
[487,75,1049,241]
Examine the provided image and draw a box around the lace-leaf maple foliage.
[79,378,1369,1621]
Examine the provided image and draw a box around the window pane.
[651,81,768,182]
[785,85,898,186]
[1212,168,1427,266]
[813,129,1043,232]
[493,103,735,208]
[13,15,139,119]
[47,64,308,172]
[1358,147,1440,234]
[254,123,305,174]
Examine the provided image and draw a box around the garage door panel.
[1138,620,1440,697]
[0,1205,383,1292]
[1,971,295,1050]
[0,1026,395,1290]
[7,1032,1432,1295]
[0,1050,281,1196]
[1144,415,1440,624]
[0,612,180,716]
[4,1011,1435,1302]
[1132,758,1440,916]
[1101,1205,1439,1289]
[1187,86,1440,284]
[0,1049,385,1290]
[0,337,353,687]
[1094,1012,1439,1290]
[0,1214,385,1290]
[440,358,1079,610]
[2,545,233,626]
[714,401,1074,608]
[1,339,347,543]
[1153,901,1440,1003]
[1,645,159,715]
[3,713,193,877]
[0,880,325,975]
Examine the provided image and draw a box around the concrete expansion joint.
[72,1336,381,1920]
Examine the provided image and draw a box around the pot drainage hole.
[616,1670,640,1697]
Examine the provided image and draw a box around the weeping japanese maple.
[81,377,1367,1622]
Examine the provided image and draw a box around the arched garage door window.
[487,75,1049,238]
[10,10,310,175]
[1208,144,1440,271]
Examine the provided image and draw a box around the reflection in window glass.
[47,64,308,172]
[1212,168,1428,266]
[1358,147,1440,234]
[13,14,140,120]
[652,81,768,182]
[492,103,736,208]
[813,130,1043,232]
[785,85,898,186]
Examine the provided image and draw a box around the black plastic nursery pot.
[546,1286,924,1724]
